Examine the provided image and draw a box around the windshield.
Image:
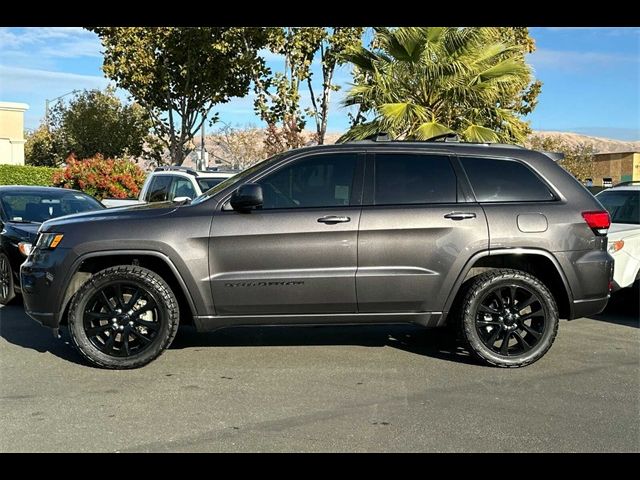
[597,190,640,225]
[197,178,227,191]
[0,190,104,223]
[192,154,285,205]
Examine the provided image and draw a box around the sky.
[1,27,638,140]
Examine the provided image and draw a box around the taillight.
[582,211,611,236]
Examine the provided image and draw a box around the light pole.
[45,89,79,131]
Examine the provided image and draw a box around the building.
[591,151,640,186]
[0,102,29,166]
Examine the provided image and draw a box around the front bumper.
[20,247,76,328]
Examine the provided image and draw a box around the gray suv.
[21,139,614,369]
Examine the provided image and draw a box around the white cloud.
[0,65,109,95]
[529,48,640,72]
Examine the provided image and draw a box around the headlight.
[35,233,64,250]
[608,240,624,254]
[18,242,33,257]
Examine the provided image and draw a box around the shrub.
[24,125,63,167]
[0,164,59,186]
[52,154,147,200]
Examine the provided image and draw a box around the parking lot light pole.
[45,89,79,131]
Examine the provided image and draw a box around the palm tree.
[340,27,533,143]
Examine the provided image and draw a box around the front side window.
[460,156,555,202]
[171,177,197,200]
[146,176,173,202]
[374,153,457,205]
[258,153,357,209]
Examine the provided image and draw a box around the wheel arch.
[443,248,574,322]
[59,250,197,325]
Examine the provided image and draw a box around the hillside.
[527,131,639,154]
[179,129,638,170]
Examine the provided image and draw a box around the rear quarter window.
[460,156,555,202]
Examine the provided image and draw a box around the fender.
[442,247,575,318]
[59,249,198,318]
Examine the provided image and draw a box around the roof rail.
[205,166,240,173]
[154,165,199,176]
[613,180,640,187]
[363,132,391,142]
[539,151,565,162]
[425,132,460,142]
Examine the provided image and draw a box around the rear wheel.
[458,269,559,368]
[0,253,16,305]
[68,265,179,369]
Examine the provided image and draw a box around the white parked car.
[102,166,237,208]
[596,183,640,291]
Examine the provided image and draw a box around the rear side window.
[146,176,173,202]
[374,153,457,205]
[460,157,555,202]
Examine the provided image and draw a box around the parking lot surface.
[1,293,638,452]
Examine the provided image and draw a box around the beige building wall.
[592,151,640,185]
[0,102,29,166]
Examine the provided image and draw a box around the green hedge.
[0,164,60,187]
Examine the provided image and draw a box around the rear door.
[356,150,488,313]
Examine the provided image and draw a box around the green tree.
[49,88,152,159]
[89,27,269,165]
[252,27,364,154]
[340,27,536,143]
[526,135,595,181]
[24,125,61,167]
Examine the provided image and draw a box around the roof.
[593,151,640,157]
[0,185,84,194]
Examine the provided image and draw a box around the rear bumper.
[571,296,610,319]
[555,249,614,319]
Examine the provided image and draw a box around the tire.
[68,265,179,369]
[457,268,559,368]
[0,253,16,305]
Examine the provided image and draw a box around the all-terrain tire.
[68,265,179,369]
[458,268,559,368]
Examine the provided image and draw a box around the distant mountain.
[527,131,639,154]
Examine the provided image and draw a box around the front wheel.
[0,253,16,305]
[68,265,179,369]
[458,269,559,368]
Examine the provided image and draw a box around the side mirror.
[173,196,192,205]
[230,183,263,212]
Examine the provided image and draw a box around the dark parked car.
[0,186,104,304]
[21,139,614,369]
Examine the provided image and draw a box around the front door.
[357,151,489,313]
[208,151,364,316]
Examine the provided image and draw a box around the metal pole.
[45,99,49,132]
[200,114,206,170]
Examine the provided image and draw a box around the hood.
[608,223,640,239]
[40,201,179,232]
[4,222,40,242]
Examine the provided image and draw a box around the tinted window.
[0,191,103,223]
[171,177,197,200]
[461,157,555,202]
[146,176,173,202]
[258,153,357,209]
[597,190,639,225]
[374,154,456,205]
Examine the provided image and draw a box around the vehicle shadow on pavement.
[0,303,87,364]
[588,288,639,329]
[170,324,479,365]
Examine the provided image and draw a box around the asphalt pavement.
[1,291,638,452]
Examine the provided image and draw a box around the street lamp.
[45,89,79,131]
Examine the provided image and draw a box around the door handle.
[317,215,351,224]
[444,212,476,221]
